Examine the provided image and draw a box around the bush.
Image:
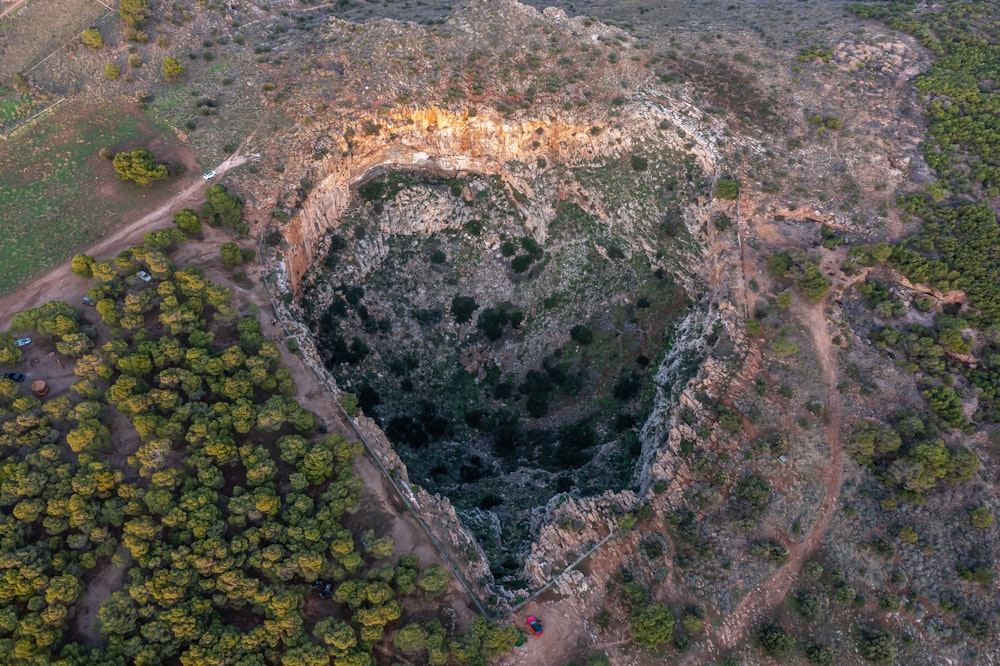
[770,335,799,357]
[629,603,674,648]
[162,56,185,81]
[81,28,103,49]
[756,623,795,658]
[570,324,593,345]
[968,506,993,528]
[585,652,612,666]
[714,179,740,200]
[630,155,649,171]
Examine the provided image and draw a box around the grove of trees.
[0,233,518,665]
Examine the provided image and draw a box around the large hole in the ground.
[297,151,705,582]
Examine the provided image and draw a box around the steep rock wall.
[274,97,730,293]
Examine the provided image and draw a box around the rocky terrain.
[3,0,998,663]
[236,1,1000,663]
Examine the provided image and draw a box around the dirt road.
[0,150,250,324]
[683,298,844,664]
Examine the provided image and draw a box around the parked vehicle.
[202,169,217,180]
[82,296,95,306]
[312,579,333,599]
[3,372,25,382]
[526,616,543,636]
[16,338,31,347]
[137,271,152,282]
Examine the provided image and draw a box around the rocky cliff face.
[245,0,759,607]
[268,99,728,295]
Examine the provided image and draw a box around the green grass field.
[0,100,182,294]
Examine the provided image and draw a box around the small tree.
[81,28,103,49]
[71,254,95,278]
[451,295,478,324]
[629,603,674,648]
[203,184,244,227]
[339,393,361,416]
[393,623,428,656]
[220,243,244,268]
[858,628,896,663]
[113,149,167,186]
[172,209,201,234]
[12,72,29,95]
[806,643,836,665]
[416,563,449,599]
[756,623,795,658]
[162,56,185,81]
[104,64,121,80]
[119,0,150,27]
[797,263,831,303]
[570,324,593,345]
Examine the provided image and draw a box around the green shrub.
[756,623,795,658]
[714,179,740,200]
[629,603,674,649]
[968,506,993,528]
[81,28,103,49]
[570,324,593,345]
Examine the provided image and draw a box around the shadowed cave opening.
[298,158,702,581]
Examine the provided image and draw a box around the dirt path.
[73,549,127,646]
[0,147,252,324]
[683,299,844,664]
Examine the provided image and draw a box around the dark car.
[3,372,25,383]
[526,616,543,636]
[312,579,333,599]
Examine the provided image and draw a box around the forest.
[847,0,1000,435]
[0,233,518,665]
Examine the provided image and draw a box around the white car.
[137,271,152,282]
[16,338,31,347]
[202,169,217,180]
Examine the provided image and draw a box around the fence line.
[0,97,65,140]
[510,524,617,614]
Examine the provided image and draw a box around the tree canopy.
[113,149,168,186]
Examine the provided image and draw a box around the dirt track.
[0,147,250,324]
[682,296,844,664]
